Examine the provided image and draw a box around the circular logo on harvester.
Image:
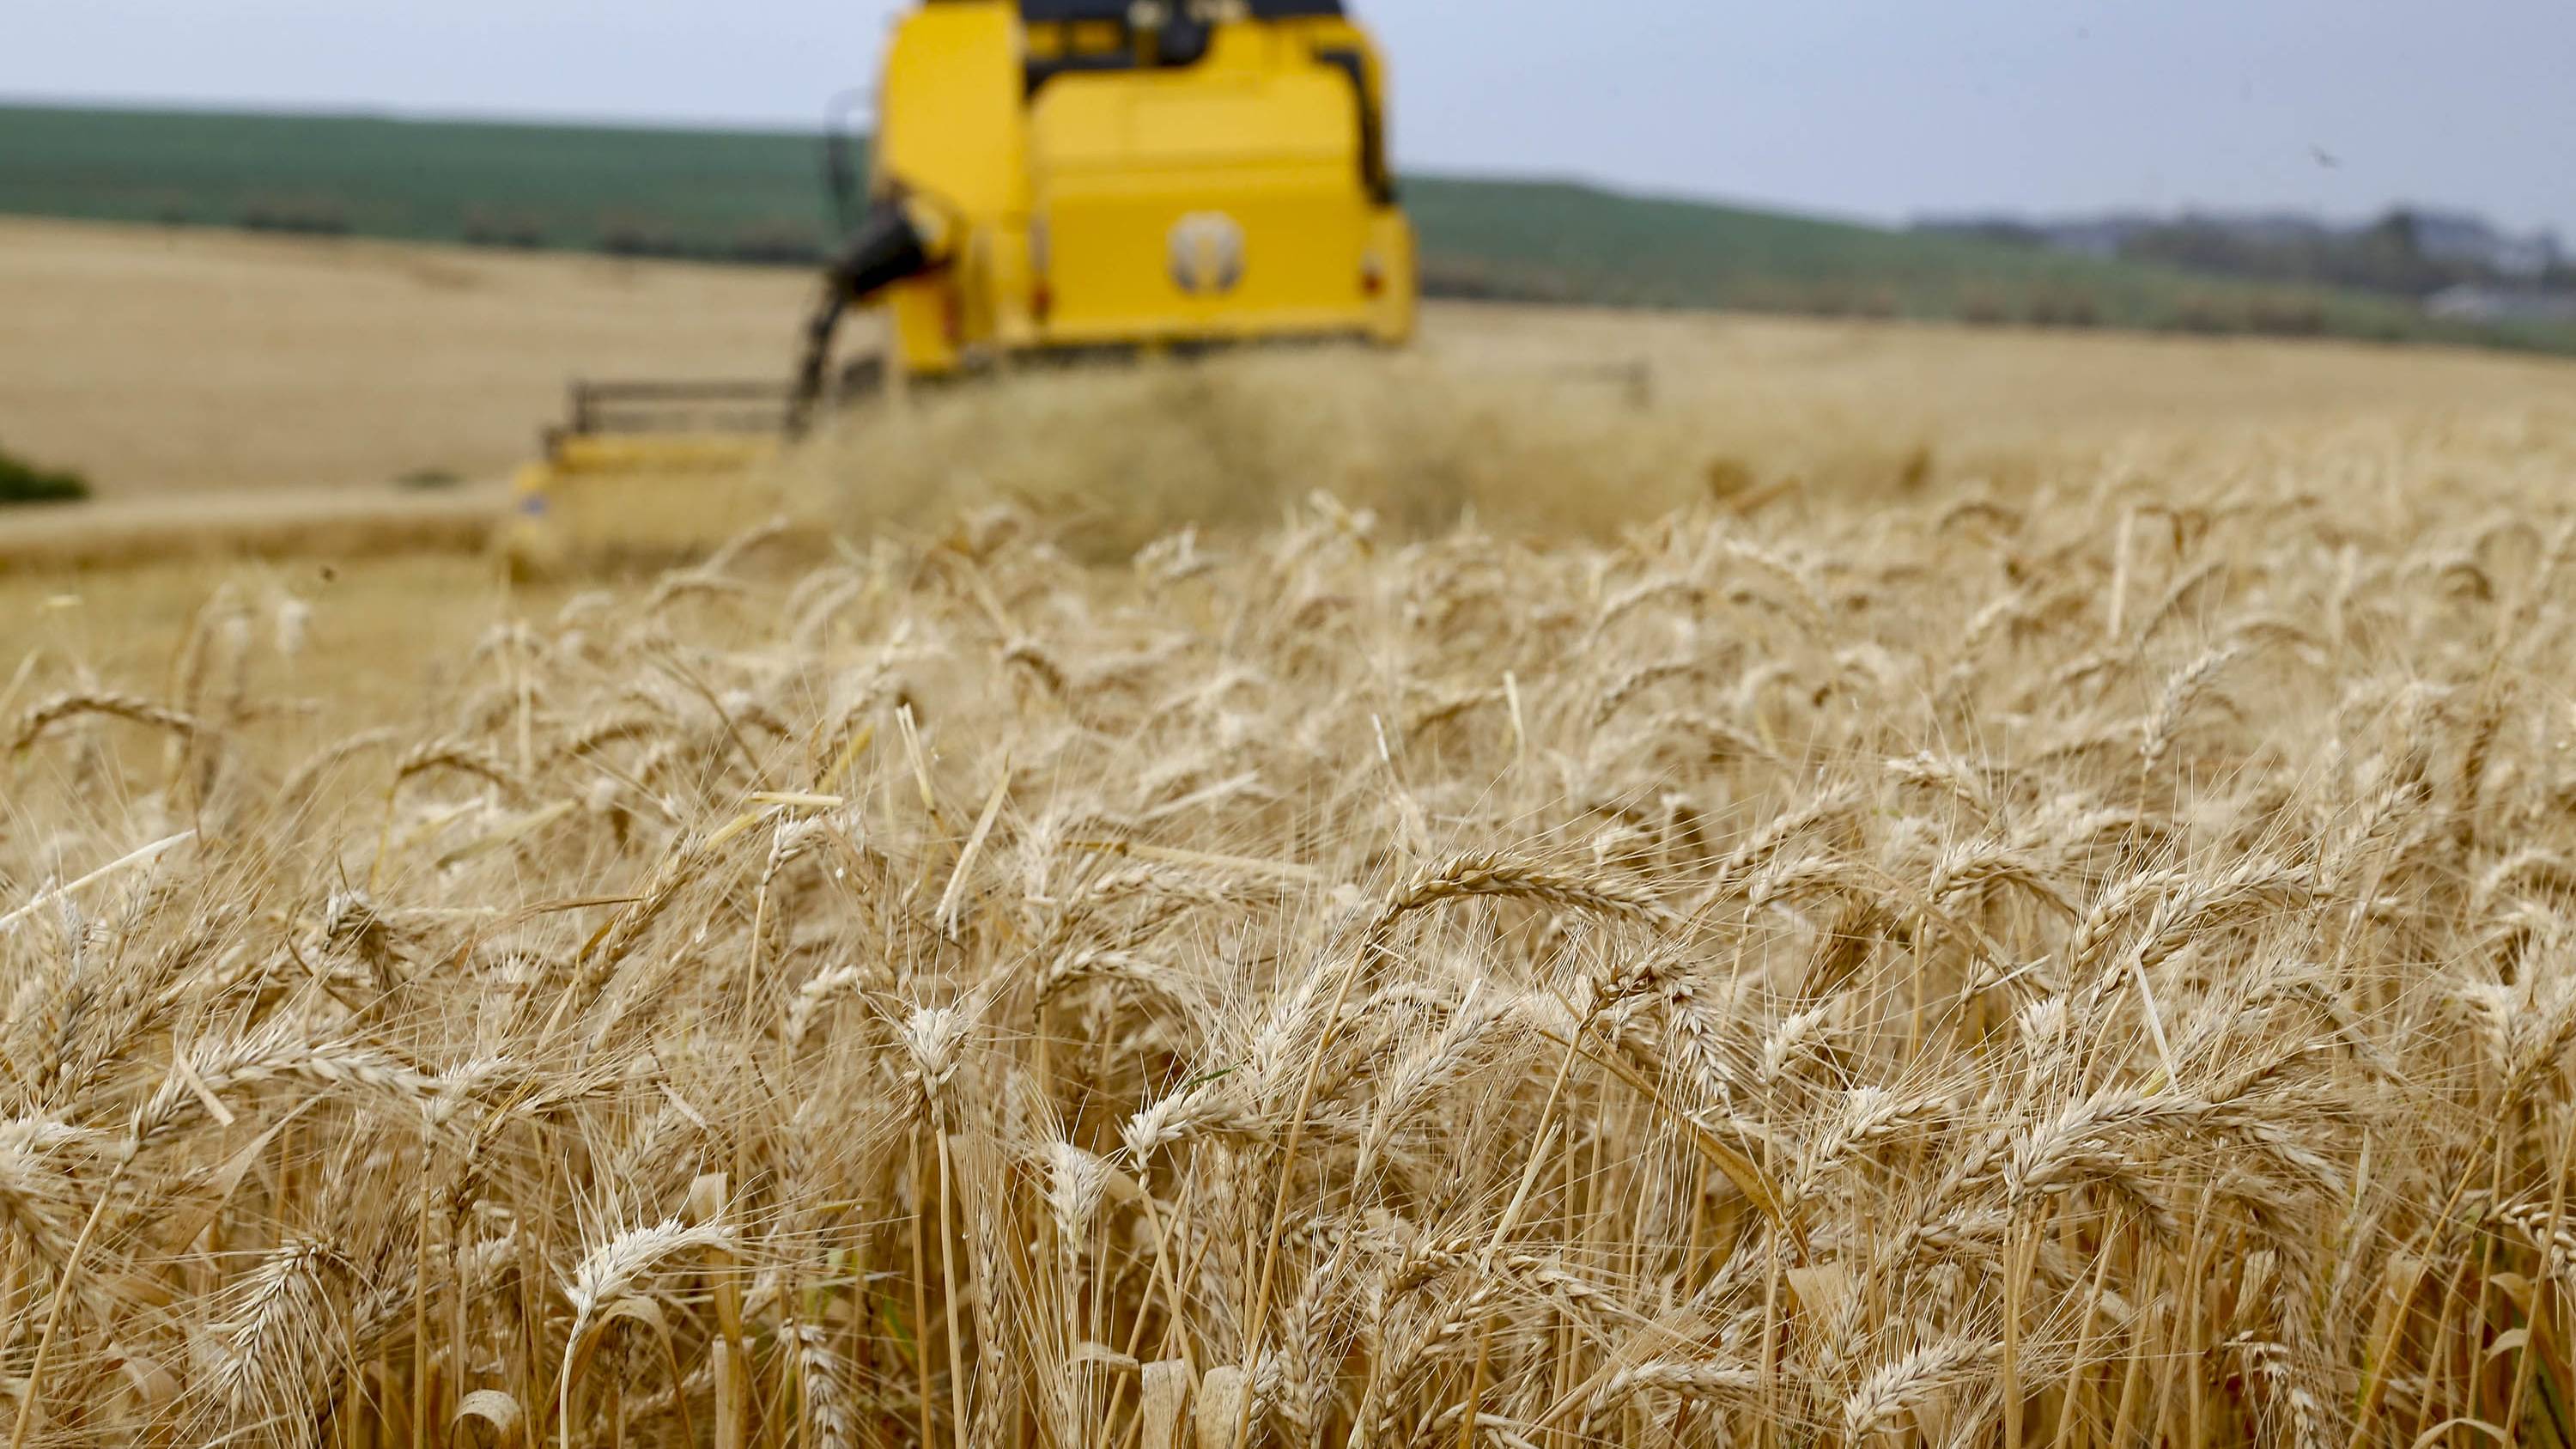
[1169,212,1247,295]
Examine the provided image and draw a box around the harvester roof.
[1011,1,1346,17]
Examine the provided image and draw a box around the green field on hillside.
[4,103,2567,353]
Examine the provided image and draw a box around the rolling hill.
[4,102,2569,354]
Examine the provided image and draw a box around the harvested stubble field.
[7,215,2573,509]
[8,386,2576,1449]
[0,216,810,500]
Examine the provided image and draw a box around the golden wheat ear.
[15,410,2576,1449]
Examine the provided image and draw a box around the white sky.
[10,0,2574,236]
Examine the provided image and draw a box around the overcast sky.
[12,0,2573,237]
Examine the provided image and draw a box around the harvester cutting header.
[509,0,1416,565]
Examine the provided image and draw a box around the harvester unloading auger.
[504,0,1418,571]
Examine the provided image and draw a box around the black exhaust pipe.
[789,196,939,433]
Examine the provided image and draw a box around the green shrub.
[1958,287,2012,327]
[2244,292,2329,338]
[0,445,90,505]
[723,222,825,266]
[2171,294,2244,335]
[461,210,548,250]
[2025,286,2103,328]
[238,197,350,236]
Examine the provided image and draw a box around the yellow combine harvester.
[506,0,1416,569]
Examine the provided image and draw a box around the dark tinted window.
[1017,0,1133,19]
[1013,1,1345,17]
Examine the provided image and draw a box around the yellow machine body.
[501,432,782,575]
[870,0,1417,376]
[503,0,1413,573]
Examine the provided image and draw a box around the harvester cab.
[504,0,1417,570]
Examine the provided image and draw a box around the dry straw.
[4,404,2576,1449]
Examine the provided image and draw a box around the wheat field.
[7,362,2576,1449]
[11,216,2576,1449]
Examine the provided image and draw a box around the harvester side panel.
[875,2,1029,374]
[1030,55,1374,344]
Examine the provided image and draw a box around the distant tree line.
[1925,207,2569,303]
[2121,211,2478,299]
